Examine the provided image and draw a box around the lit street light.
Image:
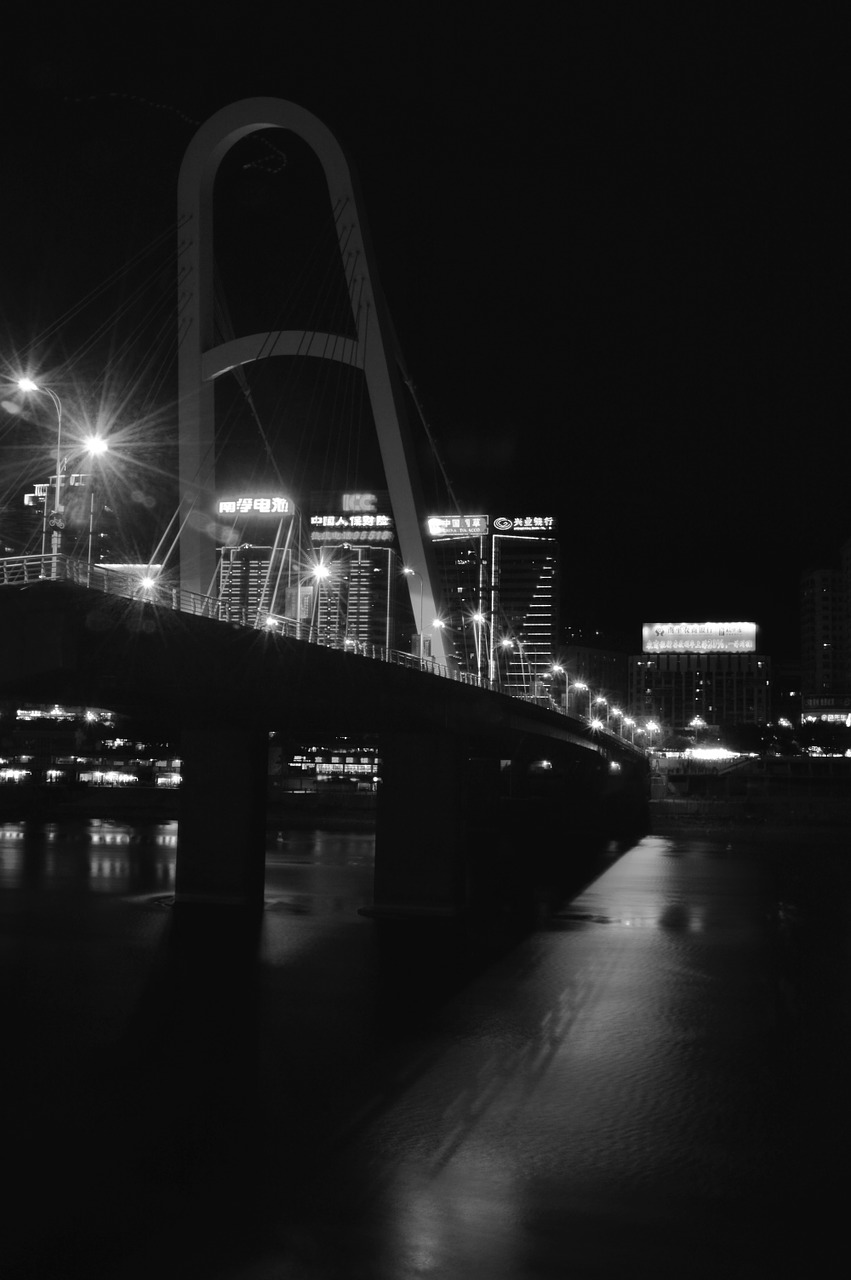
[432,616,446,662]
[18,378,63,574]
[402,566,424,660]
[550,663,568,711]
[569,681,589,717]
[471,611,487,683]
[83,435,109,583]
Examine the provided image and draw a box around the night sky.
[2,10,847,658]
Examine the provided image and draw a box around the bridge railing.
[0,554,638,746]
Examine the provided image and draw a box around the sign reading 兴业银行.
[491,515,557,534]
[642,622,758,654]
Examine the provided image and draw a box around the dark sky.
[2,9,847,657]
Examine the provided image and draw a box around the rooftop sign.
[427,514,488,538]
[217,495,293,516]
[642,622,758,654]
[492,515,557,534]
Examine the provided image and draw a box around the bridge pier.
[175,727,269,911]
[372,731,472,918]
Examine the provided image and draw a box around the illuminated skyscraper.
[427,514,560,690]
[426,515,490,673]
[490,518,559,696]
[800,535,851,721]
[215,492,302,625]
[309,490,402,650]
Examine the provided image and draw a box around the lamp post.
[18,378,63,576]
[311,561,331,644]
[83,435,109,584]
[551,663,568,711]
[432,616,446,668]
[471,611,487,684]
[402,566,424,661]
[498,637,512,691]
[569,681,588,716]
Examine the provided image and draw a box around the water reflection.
[1,821,847,1278]
[0,818,180,894]
[0,820,377,910]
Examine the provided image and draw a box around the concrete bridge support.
[175,727,269,911]
[372,731,470,917]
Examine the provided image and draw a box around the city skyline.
[2,15,846,660]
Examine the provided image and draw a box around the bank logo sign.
[493,515,557,533]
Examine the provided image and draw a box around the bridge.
[2,99,649,924]
[0,554,649,922]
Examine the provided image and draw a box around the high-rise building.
[426,515,490,674]
[308,490,402,650]
[426,513,559,692]
[491,520,559,696]
[628,622,771,728]
[800,535,851,721]
[215,492,303,625]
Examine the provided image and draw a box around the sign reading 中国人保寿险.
[642,622,758,654]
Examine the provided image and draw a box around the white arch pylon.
[177,97,447,665]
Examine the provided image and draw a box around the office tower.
[628,622,770,727]
[215,492,301,624]
[308,490,402,650]
[800,536,851,721]
[427,513,560,691]
[490,518,559,695]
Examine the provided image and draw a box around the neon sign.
[492,515,557,533]
[428,514,489,538]
[217,496,293,516]
[642,622,758,654]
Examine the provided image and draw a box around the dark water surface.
[1,817,848,1278]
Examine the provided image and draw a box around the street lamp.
[310,560,332,643]
[83,435,109,583]
[402,566,424,661]
[471,611,487,683]
[18,378,63,574]
[569,680,588,716]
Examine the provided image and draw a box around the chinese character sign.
[642,622,758,654]
[217,495,293,516]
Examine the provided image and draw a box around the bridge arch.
[177,97,447,664]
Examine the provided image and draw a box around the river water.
[1,815,848,1278]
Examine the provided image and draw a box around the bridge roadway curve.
[0,580,650,916]
[0,579,618,753]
